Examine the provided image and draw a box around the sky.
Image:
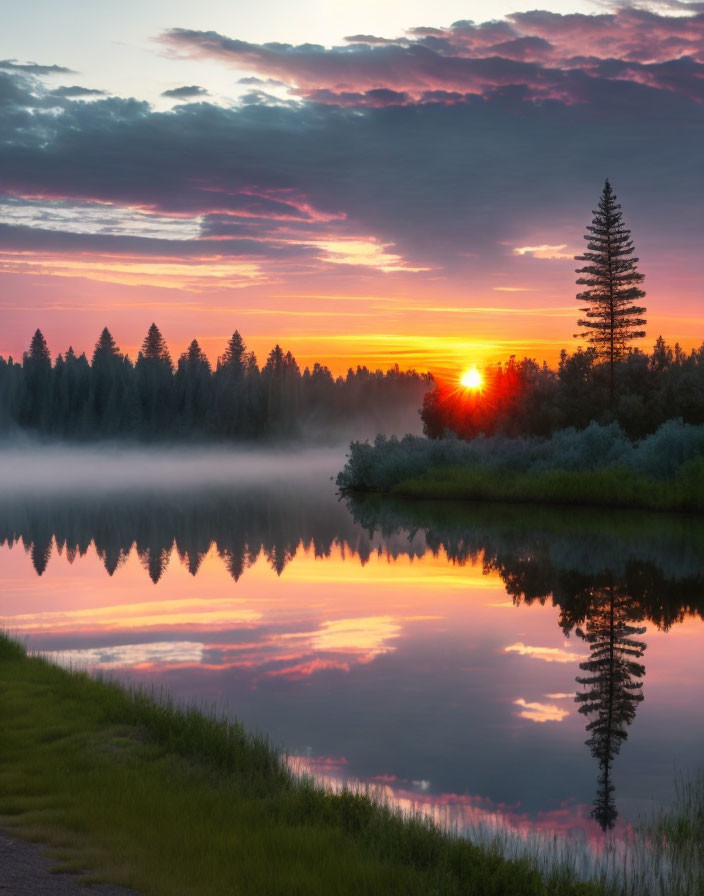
[1,0,702,375]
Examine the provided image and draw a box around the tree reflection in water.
[346,496,704,833]
[574,583,646,830]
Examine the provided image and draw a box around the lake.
[1,447,702,844]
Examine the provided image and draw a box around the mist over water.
[0,443,347,496]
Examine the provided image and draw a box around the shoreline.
[1,636,700,895]
[339,463,704,513]
[0,634,593,896]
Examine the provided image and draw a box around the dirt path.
[0,831,143,895]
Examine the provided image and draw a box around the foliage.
[0,325,430,441]
[420,339,704,441]
[647,773,704,857]
[575,180,646,396]
[337,420,704,511]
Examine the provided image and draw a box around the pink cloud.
[162,8,704,106]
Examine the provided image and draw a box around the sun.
[460,366,483,391]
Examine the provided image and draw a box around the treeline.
[422,338,704,440]
[0,324,431,440]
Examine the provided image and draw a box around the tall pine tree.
[27,329,51,365]
[22,329,52,430]
[575,181,646,401]
[136,323,173,435]
[91,328,127,434]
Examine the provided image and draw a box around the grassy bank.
[336,422,704,511]
[0,634,602,896]
[388,461,704,511]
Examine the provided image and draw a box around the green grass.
[0,633,604,896]
[389,459,704,512]
[646,773,704,853]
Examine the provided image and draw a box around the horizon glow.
[1,1,702,376]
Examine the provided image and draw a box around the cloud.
[46,641,206,668]
[513,698,569,722]
[0,71,36,107]
[237,76,286,87]
[0,59,74,75]
[313,238,430,273]
[161,8,704,104]
[161,84,209,99]
[514,244,574,260]
[504,642,584,663]
[161,29,574,103]
[49,86,106,98]
[344,35,401,46]
[0,8,702,293]
[309,615,401,654]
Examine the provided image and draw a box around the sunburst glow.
[460,367,483,390]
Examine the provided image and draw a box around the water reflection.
[347,496,704,832]
[0,487,383,582]
[575,584,646,830]
[2,487,703,836]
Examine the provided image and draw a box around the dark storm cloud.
[161,84,209,99]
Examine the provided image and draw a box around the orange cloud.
[513,244,574,260]
[504,642,584,663]
[513,698,569,723]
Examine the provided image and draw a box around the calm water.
[1,449,703,842]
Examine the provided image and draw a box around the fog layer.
[0,444,345,496]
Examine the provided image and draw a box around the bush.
[337,420,704,501]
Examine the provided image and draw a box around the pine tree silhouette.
[218,331,247,375]
[182,339,209,367]
[575,181,646,402]
[575,582,646,831]
[22,329,53,431]
[30,537,53,576]
[136,323,174,435]
[141,323,172,365]
[27,329,51,365]
[92,327,121,365]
